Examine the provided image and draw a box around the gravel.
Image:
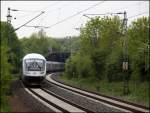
[9,76,126,112]
[10,79,54,112]
[42,75,124,112]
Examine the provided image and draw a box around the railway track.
[46,73,150,113]
[21,82,90,113]
[42,88,94,113]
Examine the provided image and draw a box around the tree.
[20,33,55,57]
[128,17,149,81]
[1,21,23,73]
[79,16,123,80]
[65,52,95,79]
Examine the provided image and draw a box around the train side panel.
[46,61,65,72]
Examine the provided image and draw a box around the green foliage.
[20,33,52,57]
[65,52,95,79]
[1,21,23,73]
[0,21,21,87]
[1,21,23,112]
[65,58,75,79]
[1,23,12,112]
[82,16,123,81]
[0,45,12,94]
[91,49,106,80]
[106,53,124,82]
[20,33,80,58]
[105,39,124,82]
[64,16,149,83]
[20,33,60,57]
[128,17,149,81]
[60,75,149,106]
[65,16,125,81]
[1,95,11,112]
[55,36,80,53]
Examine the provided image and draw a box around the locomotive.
[21,53,65,85]
[21,53,46,85]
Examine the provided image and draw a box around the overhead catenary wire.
[75,1,148,29]
[22,2,69,30]
[83,11,149,22]
[46,1,148,31]
[41,1,60,11]
[23,1,105,30]
[36,14,45,27]
[12,1,60,22]
[24,25,49,29]
[14,11,45,31]
[39,3,69,26]
[14,12,39,19]
[45,1,105,29]
[10,1,148,38]
[34,2,148,31]
[128,11,149,19]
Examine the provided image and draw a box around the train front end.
[22,53,46,85]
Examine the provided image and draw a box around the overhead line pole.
[122,11,129,95]
[7,7,12,63]
[6,7,44,63]
[83,11,130,95]
[7,7,19,63]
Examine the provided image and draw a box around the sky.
[1,1,149,39]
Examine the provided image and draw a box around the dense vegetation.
[0,21,80,112]
[64,16,149,82]
[1,21,23,112]
[63,16,149,105]
[20,31,80,57]
[0,15,149,111]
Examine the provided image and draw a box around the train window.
[25,59,45,71]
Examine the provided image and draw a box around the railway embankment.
[44,79,123,112]
[9,80,54,112]
[53,73,149,108]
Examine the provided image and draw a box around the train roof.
[23,53,46,60]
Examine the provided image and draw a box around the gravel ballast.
[43,76,124,112]
[10,79,54,112]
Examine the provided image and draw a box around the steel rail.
[46,74,150,113]
[42,88,94,113]
[51,74,149,109]
[28,88,70,113]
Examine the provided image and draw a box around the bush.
[65,53,95,79]
[91,49,106,80]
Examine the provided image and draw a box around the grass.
[1,74,19,112]
[60,75,149,107]
[1,95,11,112]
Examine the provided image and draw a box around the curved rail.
[28,88,69,113]
[21,82,88,113]
[42,88,95,113]
[46,73,150,113]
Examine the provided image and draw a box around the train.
[46,61,65,72]
[21,53,65,85]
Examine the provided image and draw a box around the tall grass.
[60,75,149,107]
